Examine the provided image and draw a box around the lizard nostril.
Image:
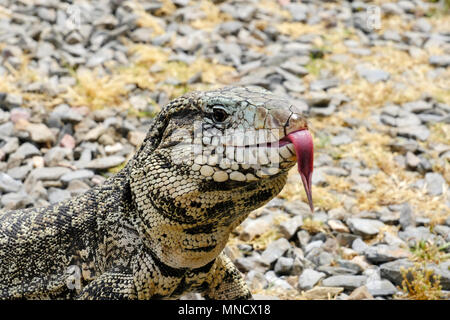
[286,113,307,135]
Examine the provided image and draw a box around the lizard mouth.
[229,129,314,212]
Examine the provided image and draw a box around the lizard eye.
[212,106,229,123]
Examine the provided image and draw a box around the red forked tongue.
[285,130,314,212]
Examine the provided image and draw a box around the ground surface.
[0,0,449,300]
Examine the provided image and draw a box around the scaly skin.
[0,86,309,299]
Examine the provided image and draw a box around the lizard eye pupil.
[212,107,228,123]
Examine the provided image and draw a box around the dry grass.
[62,43,236,110]
[280,172,343,211]
[249,228,283,251]
[0,50,64,108]
[397,263,444,300]
[64,68,132,110]
[233,214,289,251]
[276,22,327,39]
[429,123,450,145]
[256,0,292,19]
[127,1,166,36]
[410,240,450,264]
[316,45,450,108]
[301,217,326,234]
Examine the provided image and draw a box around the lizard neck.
[128,153,288,268]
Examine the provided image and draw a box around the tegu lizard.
[0,86,314,299]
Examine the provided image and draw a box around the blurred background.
[0,0,449,300]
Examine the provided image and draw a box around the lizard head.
[129,86,313,268]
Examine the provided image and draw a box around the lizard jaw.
[223,129,314,212]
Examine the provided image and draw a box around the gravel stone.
[331,133,352,146]
[44,147,72,167]
[84,125,107,141]
[239,218,270,241]
[365,279,398,296]
[379,259,414,285]
[327,219,350,233]
[322,275,368,290]
[1,192,32,210]
[381,3,403,15]
[434,225,450,242]
[281,200,311,216]
[364,244,410,264]
[48,188,71,204]
[429,55,450,67]
[310,78,339,91]
[296,230,311,250]
[0,122,14,137]
[4,94,22,109]
[305,240,323,254]
[24,123,55,143]
[27,167,71,181]
[67,180,90,195]
[218,21,243,35]
[278,216,303,239]
[10,142,41,159]
[6,165,32,181]
[302,286,344,300]
[317,265,358,276]
[298,268,326,290]
[0,112,9,125]
[245,270,268,291]
[352,238,369,254]
[402,100,433,113]
[347,218,385,238]
[10,108,30,123]
[336,259,364,274]
[398,226,436,245]
[305,248,334,267]
[264,271,294,291]
[260,238,291,266]
[274,257,294,275]
[405,151,421,168]
[396,125,430,141]
[347,286,374,300]
[0,172,22,193]
[396,203,414,228]
[425,172,446,196]
[383,232,407,247]
[85,156,125,170]
[356,65,390,83]
[60,170,95,183]
[0,137,19,155]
